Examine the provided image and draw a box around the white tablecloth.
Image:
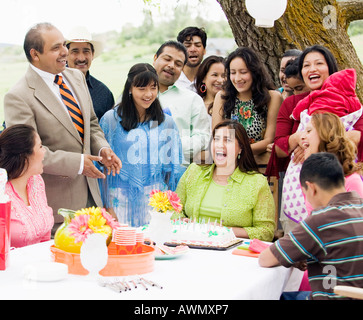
[0,240,295,300]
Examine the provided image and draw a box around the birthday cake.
[166,220,241,249]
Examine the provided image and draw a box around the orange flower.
[244,110,251,119]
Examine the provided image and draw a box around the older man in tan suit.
[4,23,121,230]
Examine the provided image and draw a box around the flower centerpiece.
[147,190,182,245]
[54,207,121,254]
[148,190,182,214]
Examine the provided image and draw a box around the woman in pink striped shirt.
[0,124,53,248]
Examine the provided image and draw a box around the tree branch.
[338,0,363,26]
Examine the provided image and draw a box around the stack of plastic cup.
[112,224,128,242]
[114,227,136,255]
[135,231,144,254]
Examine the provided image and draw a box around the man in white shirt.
[4,23,121,229]
[175,27,207,92]
[153,41,211,165]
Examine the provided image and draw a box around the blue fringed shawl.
[98,108,185,227]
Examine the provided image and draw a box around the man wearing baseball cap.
[66,26,114,120]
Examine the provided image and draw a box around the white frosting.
[170,221,237,247]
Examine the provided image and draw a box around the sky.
[0,0,226,45]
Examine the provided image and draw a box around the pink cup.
[112,224,128,241]
[114,227,136,246]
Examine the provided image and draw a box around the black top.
[86,71,114,120]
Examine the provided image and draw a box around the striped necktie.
[54,75,84,142]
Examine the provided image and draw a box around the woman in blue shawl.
[98,63,185,227]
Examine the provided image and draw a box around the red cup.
[0,201,11,271]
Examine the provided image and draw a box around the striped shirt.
[270,191,363,300]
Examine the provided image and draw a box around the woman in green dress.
[174,120,276,241]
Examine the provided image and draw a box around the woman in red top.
[267,45,339,178]
[274,45,363,233]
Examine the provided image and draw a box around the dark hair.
[298,45,339,79]
[282,49,302,58]
[23,22,55,63]
[117,63,165,131]
[195,55,225,113]
[284,58,301,79]
[300,152,345,191]
[155,40,188,65]
[222,47,275,120]
[177,27,207,48]
[0,124,37,180]
[213,120,259,174]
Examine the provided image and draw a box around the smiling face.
[67,42,94,75]
[211,126,241,170]
[229,57,253,99]
[131,81,158,119]
[153,46,186,92]
[301,120,320,160]
[203,62,225,97]
[31,27,68,75]
[301,51,330,91]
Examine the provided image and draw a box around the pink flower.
[166,190,182,213]
[101,208,121,230]
[68,214,92,243]
[150,189,161,197]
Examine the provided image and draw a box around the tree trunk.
[216,0,363,101]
